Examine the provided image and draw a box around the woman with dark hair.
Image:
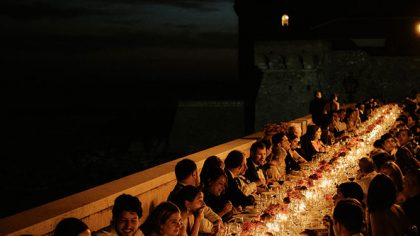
[367,174,411,236]
[201,167,233,221]
[54,218,90,236]
[200,156,224,189]
[171,186,205,236]
[140,202,181,236]
[301,124,327,161]
[287,133,308,164]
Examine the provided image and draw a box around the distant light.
[416,22,420,36]
[282,14,289,27]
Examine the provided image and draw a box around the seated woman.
[171,186,205,236]
[367,174,412,236]
[140,202,181,236]
[201,167,233,221]
[345,108,360,132]
[287,133,308,164]
[301,124,327,161]
[199,155,224,189]
[54,218,91,236]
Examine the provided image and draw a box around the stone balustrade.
[0,116,312,236]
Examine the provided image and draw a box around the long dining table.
[225,104,401,236]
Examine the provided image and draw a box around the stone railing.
[0,116,312,236]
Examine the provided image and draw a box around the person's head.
[333,199,364,236]
[54,218,90,236]
[358,157,375,174]
[202,167,227,197]
[367,174,397,212]
[287,133,300,150]
[250,141,267,166]
[407,114,417,126]
[370,152,393,171]
[175,159,199,187]
[314,90,322,99]
[140,202,181,236]
[332,111,340,121]
[172,186,204,215]
[287,124,302,139]
[225,150,247,175]
[200,156,224,186]
[261,137,273,157]
[333,182,364,206]
[403,168,420,197]
[356,103,365,111]
[380,161,404,192]
[272,131,291,152]
[396,128,412,146]
[112,194,143,236]
[330,93,339,102]
[307,124,321,141]
[380,133,396,152]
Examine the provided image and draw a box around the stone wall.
[254,40,420,130]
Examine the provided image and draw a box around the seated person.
[201,167,233,221]
[171,186,205,236]
[224,150,255,207]
[272,132,302,174]
[355,157,377,198]
[199,155,224,189]
[301,124,327,161]
[332,182,364,207]
[167,159,222,234]
[54,217,91,236]
[140,201,182,236]
[244,141,268,188]
[396,128,419,160]
[96,194,144,236]
[331,110,347,137]
[264,147,286,184]
[287,133,308,164]
[332,198,365,236]
[367,174,412,236]
[379,161,405,204]
[402,169,420,231]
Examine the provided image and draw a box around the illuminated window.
[282,14,289,27]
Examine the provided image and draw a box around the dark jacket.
[224,170,254,207]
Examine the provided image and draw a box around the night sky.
[0,0,240,217]
[1,0,238,81]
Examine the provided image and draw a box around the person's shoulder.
[93,228,115,236]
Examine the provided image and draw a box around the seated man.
[97,194,144,236]
[244,141,269,191]
[332,199,365,236]
[224,150,255,207]
[167,158,222,234]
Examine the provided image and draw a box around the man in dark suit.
[224,150,255,207]
[244,141,268,190]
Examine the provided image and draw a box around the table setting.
[222,104,401,236]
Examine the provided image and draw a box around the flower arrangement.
[263,122,289,136]
[241,220,266,235]
[263,203,289,216]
